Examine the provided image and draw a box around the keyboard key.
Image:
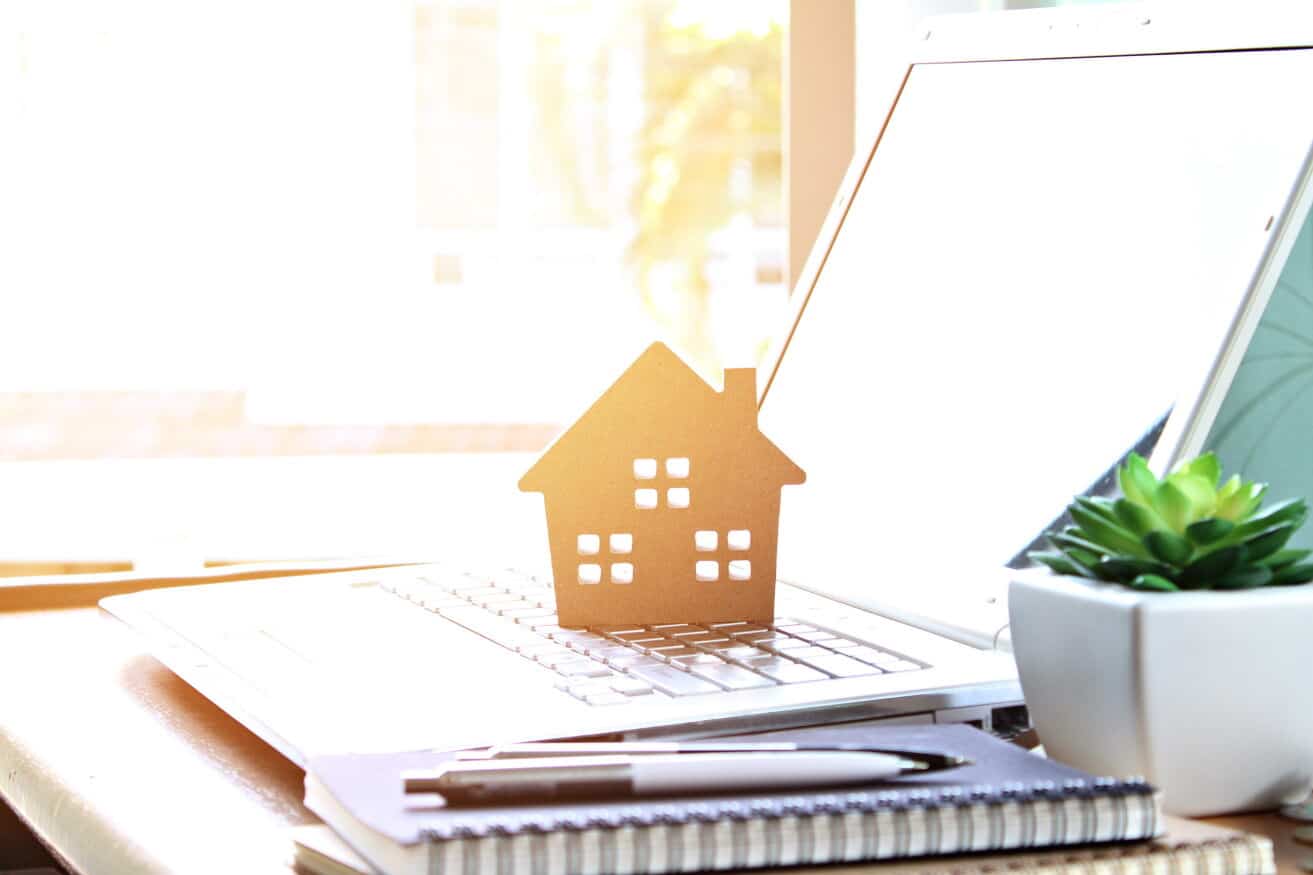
[583,692,632,706]
[425,570,477,588]
[624,638,676,652]
[822,638,860,649]
[750,659,829,684]
[488,629,554,651]
[605,653,663,670]
[502,606,553,620]
[556,660,613,678]
[720,652,779,670]
[649,624,700,636]
[515,642,561,656]
[738,630,802,644]
[626,664,723,696]
[521,615,560,628]
[498,583,546,596]
[535,650,584,670]
[418,595,467,611]
[732,651,781,666]
[794,629,841,642]
[842,646,897,666]
[846,646,920,671]
[393,584,424,602]
[666,652,726,669]
[651,646,703,662]
[547,627,597,640]
[714,646,763,662]
[472,592,527,607]
[560,634,613,654]
[792,650,881,678]
[451,579,496,593]
[609,677,655,696]
[438,605,535,641]
[546,630,598,646]
[671,631,728,645]
[557,679,615,696]
[479,599,533,615]
[686,663,777,690]
[695,639,748,652]
[389,579,426,594]
[591,645,640,663]
[495,571,541,590]
[606,631,667,644]
[489,597,538,612]
[777,645,831,662]
[634,640,685,655]
[759,638,810,653]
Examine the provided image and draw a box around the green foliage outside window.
[628,3,784,373]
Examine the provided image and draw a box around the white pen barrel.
[629,752,907,795]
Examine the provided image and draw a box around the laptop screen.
[760,48,1313,608]
[1202,199,1313,548]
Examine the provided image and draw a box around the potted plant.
[1010,452,1313,816]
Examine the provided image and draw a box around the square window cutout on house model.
[519,342,805,627]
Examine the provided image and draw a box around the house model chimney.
[723,367,757,424]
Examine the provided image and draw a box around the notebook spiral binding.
[421,778,1160,875]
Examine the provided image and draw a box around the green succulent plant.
[1030,452,1313,592]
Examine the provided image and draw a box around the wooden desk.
[0,588,1306,874]
[0,603,311,874]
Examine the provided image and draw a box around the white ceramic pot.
[1009,571,1313,816]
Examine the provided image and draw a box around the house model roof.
[519,342,804,495]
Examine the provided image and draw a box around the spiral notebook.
[290,816,1274,875]
[304,725,1168,875]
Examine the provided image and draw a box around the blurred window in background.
[0,0,786,570]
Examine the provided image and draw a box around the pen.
[473,742,969,772]
[404,751,939,804]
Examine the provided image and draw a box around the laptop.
[102,3,1313,764]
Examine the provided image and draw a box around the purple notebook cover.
[307,724,1152,845]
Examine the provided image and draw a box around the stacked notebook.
[300,724,1280,875]
[290,816,1274,875]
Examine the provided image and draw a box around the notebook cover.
[306,724,1153,846]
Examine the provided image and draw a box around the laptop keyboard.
[380,567,927,707]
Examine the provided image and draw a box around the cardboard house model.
[519,342,805,627]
